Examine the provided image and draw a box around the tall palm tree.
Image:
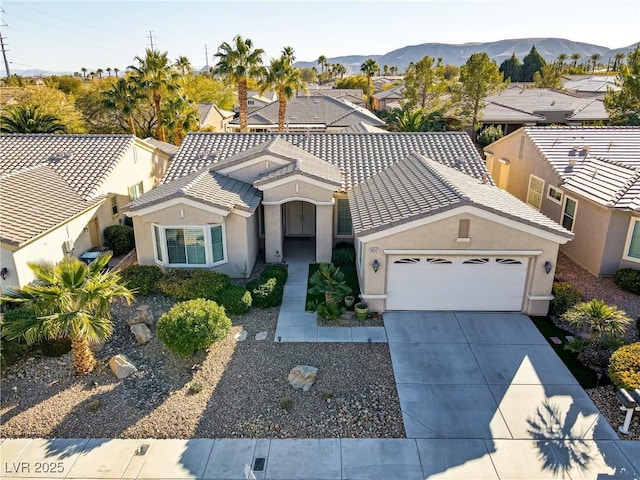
[556,53,568,70]
[571,53,581,68]
[96,68,103,79]
[333,63,346,78]
[360,58,379,108]
[106,67,112,77]
[590,53,602,73]
[102,77,140,135]
[81,67,87,79]
[261,48,308,132]
[317,55,327,77]
[613,53,625,71]
[114,67,120,78]
[0,105,66,133]
[213,35,265,133]
[2,253,134,375]
[163,93,199,144]
[129,49,179,142]
[175,56,192,76]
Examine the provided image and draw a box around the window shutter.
[628,221,640,259]
[211,226,224,263]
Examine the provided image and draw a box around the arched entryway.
[283,200,316,263]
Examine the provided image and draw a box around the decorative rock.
[127,304,154,326]
[288,365,318,392]
[341,311,355,320]
[89,339,106,353]
[234,330,247,342]
[550,336,562,345]
[109,354,137,379]
[255,331,268,341]
[130,323,153,344]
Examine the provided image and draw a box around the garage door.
[386,256,528,311]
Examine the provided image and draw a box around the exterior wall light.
[0,267,8,280]
[372,259,380,273]
[544,261,553,275]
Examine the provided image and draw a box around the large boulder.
[127,304,154,326]
[130,323,153,344]
[288,365,318,392]
[109,354,137,379]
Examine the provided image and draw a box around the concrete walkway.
[274,239,386,343]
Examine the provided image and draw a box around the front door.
[285,201,316,236]
[88,218,101,247]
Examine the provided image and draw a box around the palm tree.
[129,49,179,142]
[0,105,66,133]
[562,299,631,347]
[2,253,134,375]
[556,53,568,70]
[175,56,192,76]
[571,53,581,68]
[163,93,199,144]
[114,67,120,78]
[213,35,265,133]
[81,67,87,79]
[96,68,103,79]
[333,63,346,78]
[261,48,308,132]
[383,65,390,76]
[317,55,327,77]
[613,53,625,71]
[360,58,379,108]
[106,67,112,77]
[102,77,140,135]
[590,53,602,73]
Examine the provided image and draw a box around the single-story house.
[227,96,386,133]
[562,75,620,98]
[481,86,609,135]
[484,126,640,276]
[372,84,405,111]
[0,134,171,290]
[125,132,572,315]
[197,103,235,132]
[305,89,366,108]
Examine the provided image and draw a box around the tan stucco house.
[0,134,171,290]
[126,131,572,315]
[197,103,235,132]
[485,126,640,276]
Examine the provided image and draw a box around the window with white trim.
[153,225,226,267]
[336,198,353,236]
[526,175,544,210]
[562,197,578,231]
[624,217,640,262]
[128,181,144,200]
[110,196,119,216]
[547,185,563,205]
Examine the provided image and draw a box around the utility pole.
[204,44,209,68]
[0,32,9,78]
[147,30,155,50]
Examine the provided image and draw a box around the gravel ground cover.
[554,252,640,440]
[0,294,404,439]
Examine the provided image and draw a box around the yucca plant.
[2,253,134,375]
[562,299,631,349]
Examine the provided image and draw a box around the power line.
[147,30,155,51]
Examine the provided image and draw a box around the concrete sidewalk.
[2,437,639,479]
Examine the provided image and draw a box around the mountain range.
[294,37,639,73]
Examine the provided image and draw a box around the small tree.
[521,45,546,82]
[477,125,503,148]
[562,299,632,348]
[499,53,522,82]
[533,64,563,89]
[604,46,640,126]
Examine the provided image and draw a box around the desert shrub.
[40,337,72,357]
[218,285,252,315]
[156,269,231,301]
[609,342,640,390]
[562,299,632,348]
[247,277,283,308]
[315,300,345,321]
[331,246,355,266]
[261,265,288,284]
[0,305,32,371]
[477,125,504,148]
[120,264,164,295]
[563,336,590,354]
[86,399,102,412]
[157,299,231,356]
[614,268,640,294]
[188,382,203,395]
[550,282,583,317]
[279,396,295,412]
[103,224,135,255]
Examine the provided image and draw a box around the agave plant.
[562,299,631,348]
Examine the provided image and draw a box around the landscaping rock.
[255,331,268,341]
[89,339,106,353]
[130,323,153,344]
[127,304,154,326]
[109,354,137,379]
[288,365,318,392]
[234,330,248,342]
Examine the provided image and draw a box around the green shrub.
[188,382,203,395]
[1,306,32,371]
[120,264,164,295]
[248,277,284,308]
[563,336,590,354]
[477,125,504,148]
[156,299,231,356]
[86,399,102,412]
[156,269,231,301]
[218,285,252,315]
[562,299,632,347]
[614,268,640,294]
[315,300,345,321]
[103,224,135,255]
[279,396,295,412]
[261,265,288,284]
[550,282,583,317]
[609,342,640,390]
[331,247,355,266]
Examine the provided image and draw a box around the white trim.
[547,185,563,205]
[256,174,339,192]
[622,216,640,263]
[561,195,579,232]
[456,238,471,243]
[262,197,335,206]
[216,156,289,175]
[153,224,228,267]
[359,294,387,300]
[527,295,554,301]
[358,205,571,244]
[526,175,545,211]
[384,249,543,256]
[127,197,233,218]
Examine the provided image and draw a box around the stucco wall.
[262,179,336,204]
[219,154,289,184]
[358,209,562,315]
[615,213,640,272]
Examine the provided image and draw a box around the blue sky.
[1,0,638,74]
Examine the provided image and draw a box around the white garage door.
[386,256,528,311]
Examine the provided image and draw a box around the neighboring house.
[372,84,405,111]
[244,90,278,112]
[125,132,571,315]
[481,86,609,135]
[197,103,235,132]
[0,134,171,290]
[143,137,179,158]
[337,121,387,133]
[485,126,640,276]
[227,96,386,132]
[306,89,366,108]
[562,75,620,98]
